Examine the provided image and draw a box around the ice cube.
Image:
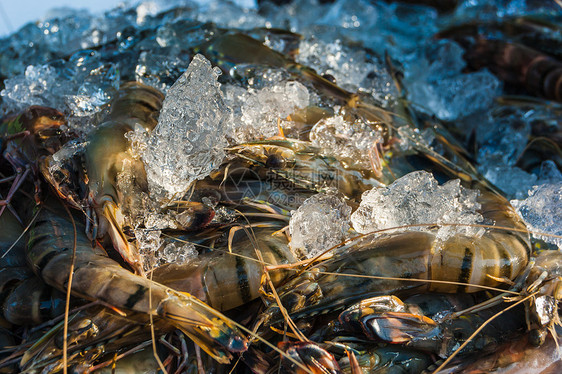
[289,189,352,259]
[351,171,484,240]
[142,54,230,201]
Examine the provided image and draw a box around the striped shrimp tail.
[157,293,248,364]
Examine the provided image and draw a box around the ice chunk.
[511,182,562,249]
[310,115,383,169]
[351,171,484,240]
[404,40,501,121]
[47,140,88,178]
[409,70,501,121]
[135,228,163,271]
[224,80,310,143]
[407,69,501,121]
[296,38,397,105]
[135,51,189,93]
[157,242,198,266]
[478,160,537,200]
[539,160,562,183]
[142,54,230,200]
[1,65,58,110]
[470,99,560,199]
[289,190,352,259]
[476,108,531,167]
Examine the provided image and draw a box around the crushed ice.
[511,164,562,249]
[296,38,397,106]
[404,40,501,121]
[141,54,230,201]
[1,0,560,266]
[289,189,352,259]
[224,80,310,143]
[310,115,383,170]
[351,171,485,240]
[134,228,198,271]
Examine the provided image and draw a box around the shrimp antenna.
[59,197,77,374]
[1,207,40,259]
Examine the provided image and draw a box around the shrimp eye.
[265,154,286,169]
[322,73,337,84]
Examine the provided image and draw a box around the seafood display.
[0,0,561,373]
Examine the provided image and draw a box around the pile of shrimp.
[1,3,562,374]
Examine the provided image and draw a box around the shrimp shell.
[26,198,248,363]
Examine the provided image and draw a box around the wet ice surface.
[351,171,484,240]
[512,182,562,249]
[141,54,229,201]
[289,189,352,259]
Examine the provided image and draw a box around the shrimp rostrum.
[26,197,248,364]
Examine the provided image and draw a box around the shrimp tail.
[157,294,248,363]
